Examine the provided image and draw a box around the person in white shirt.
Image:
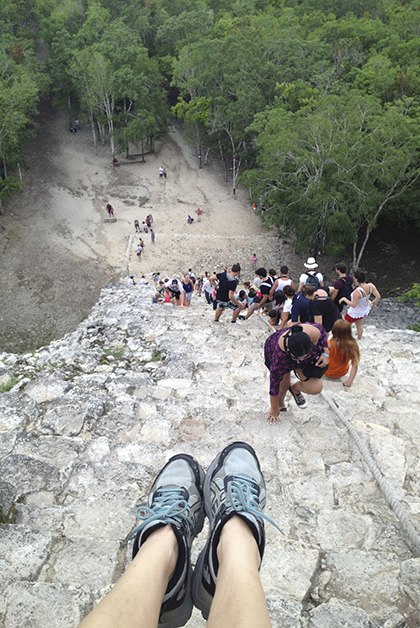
[165,278,184,307]
[297,257,323,292]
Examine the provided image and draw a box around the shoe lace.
[126,488,195,543]
[227,475,284,535]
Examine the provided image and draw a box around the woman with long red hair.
[327,319,360,387]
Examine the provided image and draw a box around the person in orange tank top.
[327,319,360,387]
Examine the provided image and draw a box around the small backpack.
[304,271,321,290]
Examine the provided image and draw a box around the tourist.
[329,263,354,312]
[290,284,314,324]
[297,257,323,292]
[251,254,257,268]
[136,245,142,261]
[134,219,141,233]
[244,268,274,320]
[150,229,155,244]
[139,275,148,285]
[76,442,278,628]
[196,208,202,222]
[203,275,214,304]
[159,166,164,178]
[279,285,295,329]
[106,203,114,217]
[270,265,294,297]
[187,215,194,224]
[127,275,136,286]
[142,222,149,234]
[211,264,245,323]
[165,277,184,307]
[327,319,360,387]
[264,323,329,422]
[306,287,342,333]
[182,274,194,306]
[340,269,381,339]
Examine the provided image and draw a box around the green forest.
[2,0,420,269]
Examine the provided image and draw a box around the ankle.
[216,516,261,570]
[134,524,178,581]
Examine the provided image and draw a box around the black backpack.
[335,277,353,311]
[304,271,321,290]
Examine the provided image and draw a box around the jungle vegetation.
[2,0,420,270]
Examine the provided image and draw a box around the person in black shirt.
[210,264,245,323]
[307,287,342,333]
[244,268,274,320]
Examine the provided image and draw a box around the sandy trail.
[0,104,296,352]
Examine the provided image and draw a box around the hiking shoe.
[288,385,307,408]
[192,442,283,620]
[126,454,205,628]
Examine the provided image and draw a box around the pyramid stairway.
[1,282,420,627]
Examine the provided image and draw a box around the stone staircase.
[0,283,420,627]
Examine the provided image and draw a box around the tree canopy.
[2,0,420,266]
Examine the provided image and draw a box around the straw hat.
[304,257,318,269]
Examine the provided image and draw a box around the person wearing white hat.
[298,257,324,292]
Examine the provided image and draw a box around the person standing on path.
[150,229,155,244]
[297,257,323,292]
[134,220,141,233]
[329,263,354,313]
[210,264,245,323]
[106,203,114,217]
[196,208,202,222]
[75,118,81,131]
[244,268,274,320]
[340,269,381,339]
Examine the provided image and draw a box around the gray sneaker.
[126,454,205,628]
[192,442,283,620]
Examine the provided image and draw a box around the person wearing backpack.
[298,257,323,292]
[329,263,354,313]
[306,287,342,333]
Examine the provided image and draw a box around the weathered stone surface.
[0,282,419,627]
[0,525,51,579]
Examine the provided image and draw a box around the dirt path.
[0,103,298,353]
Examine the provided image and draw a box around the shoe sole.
[192,442,261,619]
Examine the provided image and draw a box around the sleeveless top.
[347,284,372,319]
[275,277,292,292]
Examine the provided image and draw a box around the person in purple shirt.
[264,323,329,423]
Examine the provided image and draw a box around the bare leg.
[215,307,223,321]
[207,516,272,628]
[354,318,363,340]
[78,526,177,628]
[292,376,323,396]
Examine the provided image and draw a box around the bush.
[398,283,420,332]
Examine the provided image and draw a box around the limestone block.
[24,377,69,403]
[0,395,38,431]
[287,477,334,511]
[13,435,84,469]
[137,401,158,420]
[0,454,60,496]
[357,421,407,490]
[41,400,87,437]
[326,550,401,615]
[51,537,120,588]
[17,504,63,534]
[0,525,51,579]
[140,417,172,444]
[400,557,420,606]
[86,437,110,462]
[315,510,375,550]
[62,498,133,540]
[307,598,374,627]
[2,582,90,628]
[262,540,319,600]
[0,431,17,457]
